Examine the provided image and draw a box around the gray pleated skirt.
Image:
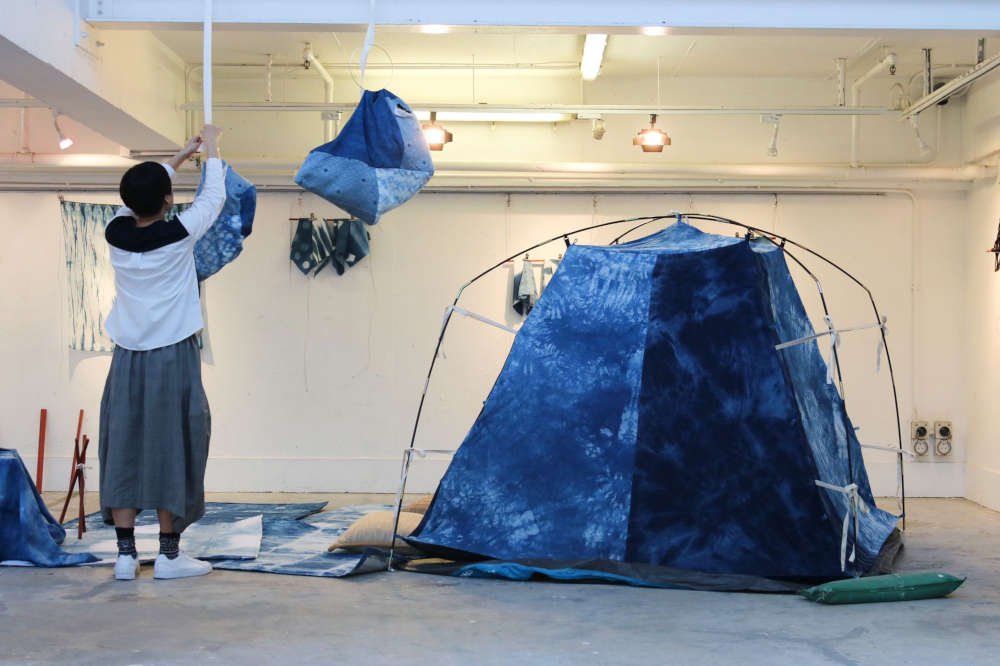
[99,335,210,533]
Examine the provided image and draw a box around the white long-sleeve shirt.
[104,158,226,351]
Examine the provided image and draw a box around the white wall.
[0,188,967,497]
[960,66,1000,511]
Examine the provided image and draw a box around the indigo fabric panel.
[61,201,118,352]
[0,449,97,566]
[410,245,657,561]
[754,242,898,574]
[193,161,256,281]
[294,89,433,224]
[625,237,843,577]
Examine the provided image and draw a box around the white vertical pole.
[203,0,213,125]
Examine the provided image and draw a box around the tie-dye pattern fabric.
[294,89,433,224]
[409,222,897,579]
[753,240,899,573]
[0,449,97,567]
[193,162,256,281]
[60,200,191,352]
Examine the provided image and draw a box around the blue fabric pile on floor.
[9,498,389,578]
[0,449,96,567]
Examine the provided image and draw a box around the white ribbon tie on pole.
[815,480,870,571]
[775,316,889,379]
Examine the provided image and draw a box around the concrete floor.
[2,495,998,665]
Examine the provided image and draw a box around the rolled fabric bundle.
[294,89,433,225]
[193,161,257,281]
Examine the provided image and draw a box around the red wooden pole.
[58,410,85,525]
[36,409,47,492]
[78,435,89,539]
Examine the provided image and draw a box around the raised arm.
[177,125,226,241]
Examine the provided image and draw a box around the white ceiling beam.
[86,0,1000,32]
[1,0,187,151]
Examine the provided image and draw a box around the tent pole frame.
[389,213,905,571]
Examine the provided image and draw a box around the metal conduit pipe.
[303,46,334,142]
[851,53,897,167]
[1,155,992,185]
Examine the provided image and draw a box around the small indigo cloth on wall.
[290,218,370,277]
[193,161,256,281]
[512,259,538,315]
[294,89,434,225]
[60,200,190,352]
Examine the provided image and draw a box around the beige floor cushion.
[401,494,434,515]
[328,510,424,553]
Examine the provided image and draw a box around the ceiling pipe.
[851,52,896,168]
[836,58,847,107]
[177,101,892,117]
[900,49,1000,119]
[2,155,990,185]
[303,45,334,142]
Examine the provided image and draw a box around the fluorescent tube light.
[414,110,574,123]
[580,34,608,81]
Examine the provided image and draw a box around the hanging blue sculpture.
[294,89,433,225]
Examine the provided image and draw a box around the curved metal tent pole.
[389,212,904,570]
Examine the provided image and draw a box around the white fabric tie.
[860,443,913,457]
[775,316,889,381]
[875,315,889,373]
[359,0,376,95]
[823,315,840,384]
[203,0,213,124]
[814,480,870,571]
[444,305,518,335]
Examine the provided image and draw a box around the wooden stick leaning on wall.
[59,409,90,539]
[36,408,47,491]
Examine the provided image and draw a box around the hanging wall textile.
[193,161,256,281]
[512,259,538,315]
[294,89,434,225]
[60,200,190,352]
[290,218,370,277]
[0,449,97,567]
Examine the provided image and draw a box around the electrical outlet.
[934,420,953,456]
[911,420,929,458]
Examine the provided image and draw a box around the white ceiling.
[152,28,995,78]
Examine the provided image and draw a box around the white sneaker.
[113,554,140,580]
[153,552,213,579]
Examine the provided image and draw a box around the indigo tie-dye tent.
[405,221,900,583]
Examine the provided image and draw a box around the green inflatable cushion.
[800,573,966,605]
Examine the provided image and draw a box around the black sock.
[159,532,180,560]
[115,527,137,558]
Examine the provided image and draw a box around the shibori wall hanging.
[193,162,256,281]
[294,89,433,225]
[293,1,433,224]
[194,0,257,281]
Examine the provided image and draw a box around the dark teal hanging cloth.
[290,218,370,277]
[294,89,433,225]
[194,161,256,281]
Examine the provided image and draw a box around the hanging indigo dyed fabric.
[290,217,370,277]
[332,219,370,275]
[290,217,334,276]
[512,259,538,315]
[294,89,433,225]
[193,161,256,281]
[192,2,256,282]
